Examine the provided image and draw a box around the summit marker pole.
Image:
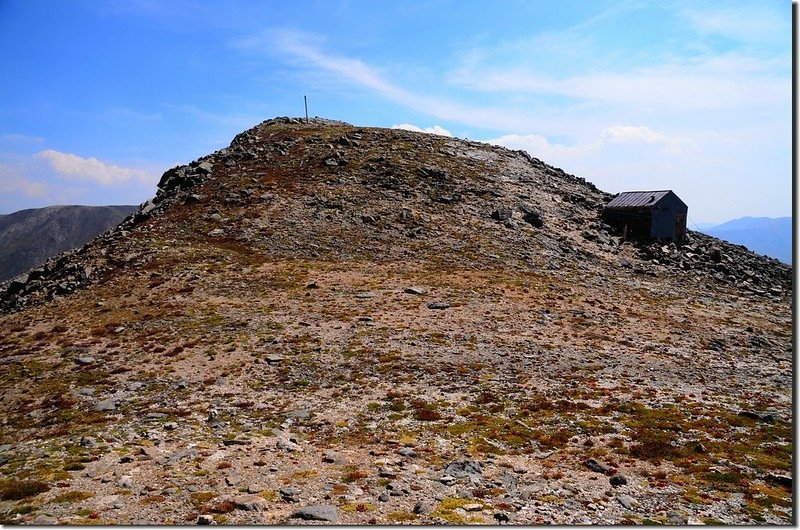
[304,95,308,123]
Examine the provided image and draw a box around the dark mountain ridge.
[700,216,791,265]
[0,204,137,283]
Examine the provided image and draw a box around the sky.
[0,0,792,225]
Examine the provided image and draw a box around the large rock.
[291,504,339,522]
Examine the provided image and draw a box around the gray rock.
[276,437,302,453]
[323,450,345,464]
[667,510,687,524]
[280,487,300,502]
[222,438,250,446]
[378,466,397,478]
[226,471,243,486]
[286,409,310,420]
[767,473,792,488]
[75,357,96,365]
[139,446,164,460]
[427,301,450,310]
[33,515,57,525]
[414,501,433,515]
[165,448,196,465]
[291,504,339,522]
[519,204,544,228]
[444,459,483,479]
[208,228,225,237]
[85,459,113,479]
[610,475,627,487]
[491,207,513,221]
[378,492,390,502]
[616,494,636,510]
[404,287,427,295]
[79,436,97,447]
[197,514,214,525]
[398,447,417,458]
[118,475,133,489]
[234,494,268,511]
[583,458,608,474]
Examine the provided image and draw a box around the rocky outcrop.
[0,117,789,314]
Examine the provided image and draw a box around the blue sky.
[0,0,791,224]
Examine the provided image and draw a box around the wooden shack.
[602,190,687,243]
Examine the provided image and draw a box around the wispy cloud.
[0,171,50,199]
[0,133,45,145]
[36,150,156,186]
[234,29,538,132]
[601,126,697,154]
[678,2,789,45]
[392,124,452,137]
[448,51,787,111]
[489,125,696,166]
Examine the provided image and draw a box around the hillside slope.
[0,205,137,282]
[0,118,791,525]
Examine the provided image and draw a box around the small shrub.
[189,491,216,506]
[0,480,50,500]
[208,500,236,514]
[53,491,94,503]
[630,429,679,460]
[387,511,417,522]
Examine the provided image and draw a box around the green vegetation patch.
[53,490,94,503]
[0,480,50,500]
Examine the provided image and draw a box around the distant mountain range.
[0,205,137,282]
[699,216,791,265]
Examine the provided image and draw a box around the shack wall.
[649,192,688,242]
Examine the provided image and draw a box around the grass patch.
[0,480,50,500]
[53,491,94,503]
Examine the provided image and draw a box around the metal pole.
[304,95,308,123]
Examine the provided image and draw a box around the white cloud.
[35,149,156,186]
[488,125,696,164]
[601,126,697,154]
[392,124,452,137]
[0,133,45,145]
[679,3,789,45]
[447,58,787,111]
[487,133,600,162]
[0,173,49,199]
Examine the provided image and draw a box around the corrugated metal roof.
[605,190,673,209]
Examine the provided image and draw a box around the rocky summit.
[0,117,791,525]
